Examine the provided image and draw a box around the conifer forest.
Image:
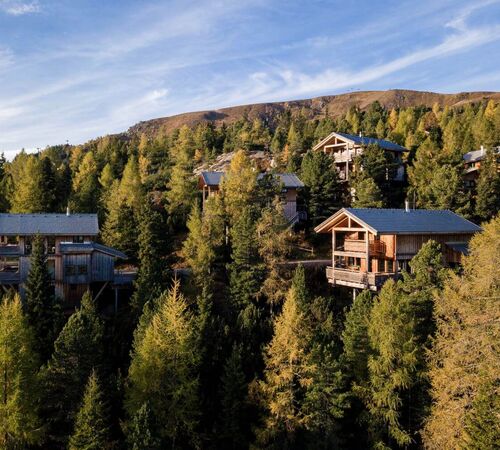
[0,98,498,450]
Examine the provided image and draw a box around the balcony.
[339,239,386,256]
[326,266,397,291]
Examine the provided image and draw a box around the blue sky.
[0,0,499,156]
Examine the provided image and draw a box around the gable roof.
[313,131,407,152]
[200,171,224,186]
[0,214,99,236]
[315,208,481,235]
[59,242,127,259]
[463,146,499,163]
[199,171,304,188]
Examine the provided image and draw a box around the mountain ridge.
[127,89,500,138]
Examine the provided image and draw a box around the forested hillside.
[0,93,498,449]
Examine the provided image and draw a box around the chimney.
[66,206,70,216]
[405,200,410,212]
[480,145,484,155]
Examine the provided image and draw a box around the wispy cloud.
[0,0,40,15]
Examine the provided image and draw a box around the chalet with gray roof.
[312,131,407,182]
[315,206,481,291]
[198,171,305,224]
[0,212,126,304]
[462,145,500,188]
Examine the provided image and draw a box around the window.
[78,265,88,275]
[73,236,84,243]
[47,237,56,254]
[65,265,76,276]
[24,237,32,255]
[386,260,394,273]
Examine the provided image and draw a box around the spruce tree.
[24,234,62,362]
[69,370,111,450]
[126,280,200,448]
[130,199,167,317]
[217,344,249,449]
[41,291,104,445]
[0,293,42,448]
[300,150,340,225]
[352,177,384,208]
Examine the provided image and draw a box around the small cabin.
[313,132,407,182]
[315,207,481,291]
[0,213,126,304]
[198,171,305,224]
[463,146,500,189]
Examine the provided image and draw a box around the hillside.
[128,89,500,137]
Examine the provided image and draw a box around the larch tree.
[126,280,201,448]
[165,125,197,228]
[366,279,418,448]
[423,216,500,449]
[219,149,257,223]
[24,234,62,362]
[0,293,42,448]
[9,155,46,213]
[70,151,100,213]
[256,200,292,309]
[69,370,112,450]
[41,291,104,446]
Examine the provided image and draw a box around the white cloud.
[0,0,40,15]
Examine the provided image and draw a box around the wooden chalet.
[315,206,481,291]
[463,146,500,189]
[198,171,305,224]
[0,212,127,304]
[312,131,407,182]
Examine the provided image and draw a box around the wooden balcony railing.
[326,266,397,290]
[341,239,386,256]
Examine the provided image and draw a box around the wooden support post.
[365,232,370,287]
[332,230,336,284]
[114,288,118,314]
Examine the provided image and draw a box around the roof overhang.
[313,132,353,151]
[314,208,378,234]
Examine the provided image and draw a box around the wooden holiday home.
[198,171,305,224]
[462,145,500,189]
[312,131,407,182]
[315,206,481,291]
[0,212,127,303]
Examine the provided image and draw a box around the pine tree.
[24,234,62,362]
[41,291,104,445]
[127,402,161,450]
[352,177,384,208]
[0,293,42,448]
[40,156,57,211]
[126,280,200,448]
[69,370,111,450]
[423,216,500,449]
[475,147,500,221]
